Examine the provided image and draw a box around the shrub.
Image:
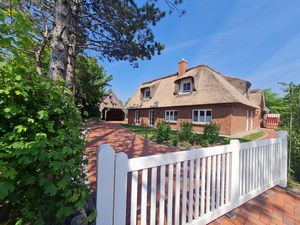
[178,121,193,142]
[156,122,171,144]
[197,136,210,147]
[202,123,220,144]
[0,62,88,224]
[172,138,178,147]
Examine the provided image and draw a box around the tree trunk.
[66,0,78,95]
[48,0,70,81]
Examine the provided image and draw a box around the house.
[126,60,268,135]
[99,91,125,121]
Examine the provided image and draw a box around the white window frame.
[179,78,192,94]
[143,88,151,100]
[192,109,212,124]
[134,110,140,125]
[182,82,191,93]
[165,110,178,122]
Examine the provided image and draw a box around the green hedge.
[0,61,88,224]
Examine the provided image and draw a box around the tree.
[5,0,184,90]
[263,88,285,113]
[75,54,112,118]
[0,8,88,224]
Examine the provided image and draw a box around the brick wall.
[128,103,262,135]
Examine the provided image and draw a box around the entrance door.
[246,110,249,131]
[149,110,154,126]
[134,111,140,125]
[250,110,253,130]
[246,110,254,131]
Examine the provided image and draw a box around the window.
[134,111,140,125]
[179,78,192,94]
[165,110,178,122]
[143,88,151,99]
[192,109,212,123]
[183,82,191,92]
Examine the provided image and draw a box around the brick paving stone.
[283,215,295,225]
[86,122,300,225]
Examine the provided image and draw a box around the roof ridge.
[142,64,249,85]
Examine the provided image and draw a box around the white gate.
[96,131,288,225]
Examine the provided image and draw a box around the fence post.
[278,131,288,188]
[230,140,240,206]
[113,152,128,225]
[96,144,116,225]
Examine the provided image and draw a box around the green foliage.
[202,123,220,144]
[194,123,220,147]
[172,138,178,147]
[239,131,265,142]
[0,61,88,224]
[75,54,112,118]
[263,88,285,113]
[265,84,300,181]
[178,121,193,142]
[156,122,171,144]
[0,8,88,224]
[290,130,300,181]
[197,138,210,147]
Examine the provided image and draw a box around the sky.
[96,0,300,102]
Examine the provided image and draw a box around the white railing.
[96,131,288,225]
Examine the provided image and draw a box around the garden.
[122,122,265,149]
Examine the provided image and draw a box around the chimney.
[178,59,188,77]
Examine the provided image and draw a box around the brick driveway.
[85,122,179,190]
[85,122,300,225]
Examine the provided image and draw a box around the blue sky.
[97,0,300,102]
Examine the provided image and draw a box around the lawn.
[122,124,266,148]
[122,124,231,147]
[239,131,265,142]
[122,124,178,140]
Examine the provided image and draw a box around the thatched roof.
[126,65,260,109]
[249,89,269,112]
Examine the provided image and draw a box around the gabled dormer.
[174,59,196,95]
[140,87,151,100]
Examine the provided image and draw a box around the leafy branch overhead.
[3,0,184,87]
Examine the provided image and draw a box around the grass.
[288,176,300,190]
[239,131,265,142]
[122,124,265,148]
[122,124,178,140]
[122,124,231,146]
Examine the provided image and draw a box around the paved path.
[213,186,300,225]
[85,122,179,190]
[259,128,279,140]
[85,122,299,225]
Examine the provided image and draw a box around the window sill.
[192,122,210,125]
[178,92,192,95]
[166,121,177,124]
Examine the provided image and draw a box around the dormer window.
[183,82,191,92]
[179,78,192,94]
[143,88,151,100]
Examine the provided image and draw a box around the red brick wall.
[128,104,262,135]
[230,105,261,134]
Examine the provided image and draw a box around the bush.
[178,121,193,142]
[172,138,178,147]
[202,123,220,144]
[156,122,171,144]
[0,62,88,224]
[197,136,210,147]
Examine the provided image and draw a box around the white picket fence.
[96,131,288,225]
